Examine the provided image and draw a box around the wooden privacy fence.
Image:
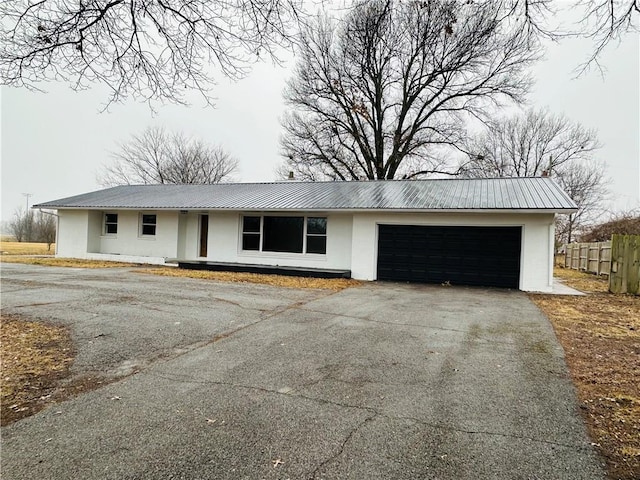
[609,234,640,295]
[564,241,611,276]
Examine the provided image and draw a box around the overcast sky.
[1,14,638,223]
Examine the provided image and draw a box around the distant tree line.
[579,210,640,242]
[9,209,56,249]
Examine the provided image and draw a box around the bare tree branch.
[513,0,638,70]
[1,1,635,107]
[0,0,302,106]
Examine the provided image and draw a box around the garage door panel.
[377,225,521,288]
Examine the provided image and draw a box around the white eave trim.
[37,206,578,214]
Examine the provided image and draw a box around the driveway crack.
[141,371,593,453]
[381,413,593,451]
[309,413,377,479]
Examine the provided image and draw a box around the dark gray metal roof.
[34,178,577,212]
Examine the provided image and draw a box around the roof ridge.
[113,176,553,188]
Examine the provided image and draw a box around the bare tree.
[280,0,540,181]
[460,109,601,178]
[8,208,57,247]
[9,208,26,242]
[34,210,57,251]
[9,207,30,242]
[100,127,238,186]
[459,108,608,244]
[0,0,301,105]
[554,159,609,244]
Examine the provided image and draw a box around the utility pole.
[22,192,32,211]
[21,193,33,242]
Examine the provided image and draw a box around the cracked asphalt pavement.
[1,263,605,479]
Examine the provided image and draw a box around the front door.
[199,214,209,257]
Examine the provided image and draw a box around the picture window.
[241,215,327,255]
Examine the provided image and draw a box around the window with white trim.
[241,215,327,254]
[140,214,157,236]
[242,216,261,251]
[104,213,118,235]
[306,217,327,254]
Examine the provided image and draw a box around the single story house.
[34,177,576,292]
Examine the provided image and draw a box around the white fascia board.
[45,207,578,214]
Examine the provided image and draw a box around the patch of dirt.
[138,267,362,291]
[0,315,115,426]
[530,268,640,480]
[1,315,74,425]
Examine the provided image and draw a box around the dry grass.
[1,315,74,425]
[138,267,362,291]
[0,241,54,256]
[530,268,640,479]
[0,256,141,268]
[555,267,611,294]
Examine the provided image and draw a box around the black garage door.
[377,225,521,288]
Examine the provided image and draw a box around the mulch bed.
[138,267,362,291]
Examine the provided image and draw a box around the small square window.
[140,214,157,236]
[104,213,118,235]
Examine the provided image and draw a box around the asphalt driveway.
[1,263,605,479]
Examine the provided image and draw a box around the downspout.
[549,215,556,290]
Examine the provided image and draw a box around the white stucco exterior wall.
[97,210,179,258]
[55,208,556,292]
[56,209,179,261]
[350,212,556,292]
[57,210,90,257]
[182,212,353,271]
